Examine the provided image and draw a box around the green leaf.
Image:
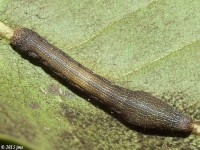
[1,0,200,149]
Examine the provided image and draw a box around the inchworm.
[0,21,200,135]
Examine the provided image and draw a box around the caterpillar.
[0,21,199,135]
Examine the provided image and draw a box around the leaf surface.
[0,0,200,149]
